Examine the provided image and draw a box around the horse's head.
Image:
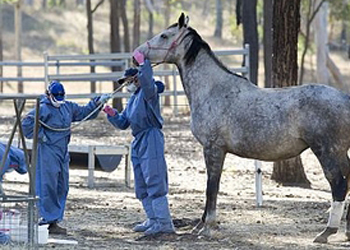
[135,13,190,65]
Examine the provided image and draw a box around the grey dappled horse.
[135,13,350,243]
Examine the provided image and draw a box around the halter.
[145,27,187,65]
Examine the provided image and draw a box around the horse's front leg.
[192,146,226,236]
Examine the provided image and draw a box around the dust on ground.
[1,112,350,250]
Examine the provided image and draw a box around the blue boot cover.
[144,196,175,235]
[133,197,156,232]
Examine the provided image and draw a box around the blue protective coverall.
[22,96,100,224]
[0,142,27,182]
[106,60,174,235]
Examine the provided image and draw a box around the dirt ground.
[2,111,350,250]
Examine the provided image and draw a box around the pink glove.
[103,105,116,116]
[133,50,145,66]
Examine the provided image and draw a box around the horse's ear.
[178,12,185,28]
[184,15,189,27]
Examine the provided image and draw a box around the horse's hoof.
[313,234,328,243]
[313,227,338,243]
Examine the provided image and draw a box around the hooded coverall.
[22,96,100,224]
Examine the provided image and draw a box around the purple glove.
[103,105,116,116]
[133,50,145,66]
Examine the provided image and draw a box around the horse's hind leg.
[192,146,225,236]
[312,150,348,243]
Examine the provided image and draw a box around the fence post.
[44,52,49,89]
[244,44,250,81]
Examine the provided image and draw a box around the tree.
[15,0,23,93]
[86,0,104,94]
[163,0,171,107]
[236,0,259,85]
[263,0,273,88]
[120,0,130,52]
[145,0,154,39]
[132,0,141,50]
[313,0,329,84]
[110,0,123,111]
[298,0,326,84]
[271,0,311,187]
[214,0,223,38]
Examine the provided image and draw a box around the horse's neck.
[177,51,248,108]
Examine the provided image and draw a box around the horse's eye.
[160,34,168,39]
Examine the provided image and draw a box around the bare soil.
[1,112,350,250]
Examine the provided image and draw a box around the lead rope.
[28,80,131,132]
[35,63,158,132]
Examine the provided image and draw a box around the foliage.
[329,0,350,23]
[0,0,18,3]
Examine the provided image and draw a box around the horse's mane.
[183,27,244,78]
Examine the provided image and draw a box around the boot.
[144,196,175,236]
[48,222,67,235]
[133,197,156,232]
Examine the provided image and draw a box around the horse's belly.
[229,138,309,161]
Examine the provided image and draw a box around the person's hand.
[132,50,145,66]
[99,94,111,104]
[103,105,116,116]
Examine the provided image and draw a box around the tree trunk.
[202,0,210,16]
[163,0,171,106]
[42,0,47,9]
[298,0,326,84]
[110,0,123,111]
[132,0,141,50]
[120,0,130,52]
[271,0,310,187]
[59,0,66,7]
[146,0,154,39]
[313,0,329,84]
[86,0,96,94]
[214,0,223,38]
[263,0,273,88]
[15,0,23,93]
[242,0,259,85]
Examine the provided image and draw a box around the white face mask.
[49,95,65,108]
[126,82,138,93]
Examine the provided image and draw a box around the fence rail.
[0,45,250,115]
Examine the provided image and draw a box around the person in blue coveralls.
[0,143,27,245]
[0,142,27,183]
[102,50,175,236]
[22,80,108,235]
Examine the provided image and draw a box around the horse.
[135,13,350,243]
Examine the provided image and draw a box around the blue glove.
[124,68,139,77]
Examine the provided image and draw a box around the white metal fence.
[0,45,250,116]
